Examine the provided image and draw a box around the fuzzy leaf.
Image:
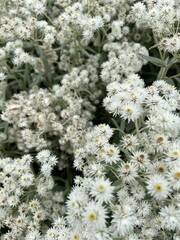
[139,53,166,67]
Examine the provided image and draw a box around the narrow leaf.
[139,53,166,67]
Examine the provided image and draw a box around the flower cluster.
[129,0,180,53]
[64,78,180,238]
[101,42,148,83]
[0,150,66,240]
[1,57,100,160]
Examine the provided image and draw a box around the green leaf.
[24,64,31,87]
[111,118,120,129]
[139,53,166,67]
[157,67,166,80]
[164,78,175,85]
[112,179,122,187]
[84,46,97,54]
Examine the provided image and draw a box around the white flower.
[146,174,170,200]
[130,183,145,200]
[7,195,19,207]
[41,163,53,176]
[168,167,180,190]
[28,199,41,213]
[46,227,59,240]
[150,133,169,153]
[121,134,139,152]
[90,177,114,203]
[67,186,88,216]
[33,210,45,222]
[36,150,51,164]
[83,201,107,229]
[160,205,180,230]
[130,151,150,170]
[25,230,42,240]
[120,104,142,122]
[119,162,138,183]
[111,203,137,237]
[94,124,113,139]
[19,173,34,187]
[103,143,120,164]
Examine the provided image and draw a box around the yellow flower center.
[172,151,179,158]
[95,138,100,144]
[175,171,180,179]
[48,233,54,237]
[22,177,27,182]
[15,159,21,164]
[72,201,79,208]
[88,212,97,221]
[98,184,106,192]
[108,148,115,155]
[73,234,79,240]
[125,108,132,114]
[155,183,163,192]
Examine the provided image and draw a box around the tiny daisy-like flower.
[28,199,41,213]
[36,150,51,164]
[130,183,145,200]
[121,134,139,152]
[146,174,170,201]
[67,186,88,215]
[103,143,120,164]
[46,227,59,239]
[160,205,180,231]
[33,210,45,222]
[90,177,114,203]
[119,162,138,183]
[120,104,142,122]
[165,144,180,168]
[150,161,167,175]
[150,133,169,153]
[83,201,107,229]
[19,173,34,187]
[130,150,150,170]
[95,124,113,139]
[168,167,180,190]
[111,203,137,237]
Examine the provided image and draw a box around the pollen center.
[125,108,132,113]
[156,137,164,144]
[98,184,106,192]
[108,148,115,155]
[88,212,97,221]
[172,151,179,158]
[158,167,165,173]
[155,183,163,192]
[22,177,27,182]
[175,171,180,179]
[73,234,79,240]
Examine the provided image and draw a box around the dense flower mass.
[0,0,179,239]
